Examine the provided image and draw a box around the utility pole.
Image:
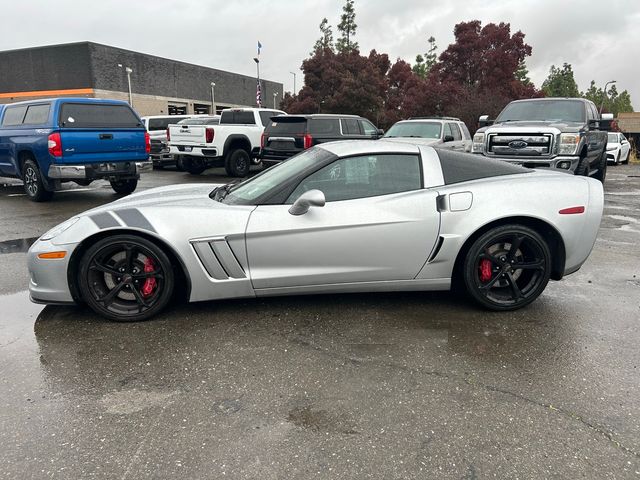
[290,71,297,94]
[253,57,261,107]
[599,80,616,114]
[273,92,278,109]
[118,64,133,106]
[210,82,216,114]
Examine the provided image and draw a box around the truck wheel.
[110,179,138,195]
[593,150,607,183]
[175,156,185,171]
[23,159,54,202]
[574,157,589,177]
[182,156,206,175]
[225,149,250,177]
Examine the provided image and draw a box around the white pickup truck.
[168,108,286,177]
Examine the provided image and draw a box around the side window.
[286,154,422,203]
[359,119,378,136]
[23,104,50,125]
[2,106,27,126]
[341,118,362,135]
[443,122,453,139]
[308,119,339,135]
[586,104,597,121]
[459,123,472,140]
[449,123,462,141]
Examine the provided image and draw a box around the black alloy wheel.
[225,149,250,177]
[593,150,607,183]
[78,235,175,321]
[463,225,551,311]
[23,159,54,202]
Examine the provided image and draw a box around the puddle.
[0,237,39,254]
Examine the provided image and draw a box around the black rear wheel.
[110,178,138,195]
[463,225,551,311]
[23,159,54,202]
[183,156,207,175]
[78,235,175,321]
[225,149,250,177]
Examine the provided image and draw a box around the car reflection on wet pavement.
[1,166,639,478]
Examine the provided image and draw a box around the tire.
[224,149,251,177]
[78,234,175,322]
[175,156,185,172]
[110,178,138,195]
[182,156,207,175]
[22,159,54,202]
[462,224,551,311]
[593,150,607,183]
[574,157,589,177]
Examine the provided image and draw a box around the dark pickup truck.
[472,97,612,182]
[0,98,151,201]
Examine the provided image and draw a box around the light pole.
[210,82,216,114]
[289,71,297,94]
[599,80,616,114]
[253,57,261,107]
[117,64,133,106]
[273,92,278,109]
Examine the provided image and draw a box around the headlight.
[40,217,80,241]
[558,133,580,155]
[472,133,485,153]
[606,145,617,151]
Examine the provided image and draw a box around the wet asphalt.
[0,164,639,479]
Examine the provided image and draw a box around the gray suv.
[472,98,611,182]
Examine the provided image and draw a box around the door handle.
[99,134,113,140]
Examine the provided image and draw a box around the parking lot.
[1,165,639,478]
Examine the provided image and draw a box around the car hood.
[381,137,441,146]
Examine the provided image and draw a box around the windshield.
[384,122,441,139]
[496,100,586,123]
[222,147,335,205]
[607,133,619,143]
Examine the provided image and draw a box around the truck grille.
[487,133,553,157]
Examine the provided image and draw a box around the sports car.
[27,141,604,322]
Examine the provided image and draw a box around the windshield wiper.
[209,182,238,201]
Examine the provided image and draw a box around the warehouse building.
[0,42,283,116]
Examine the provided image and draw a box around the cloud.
[0,0,637,108]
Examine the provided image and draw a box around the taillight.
[48,132,62,157]
[205,127,215,143]
[144,131,151,154]
[166,127,170,141]
[303,133,313,149]
[260,132,266,149]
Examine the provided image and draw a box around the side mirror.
[601,113,614,121]
[288,189,326,216]
[443,135,455,142]
[478,114,492,128]
[598,113,614,131]
[376,128,385,137]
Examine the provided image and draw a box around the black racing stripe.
[113,208,157,233]
[90,212,120,229]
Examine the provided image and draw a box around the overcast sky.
[2,0,639,107]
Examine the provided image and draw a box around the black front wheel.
[463,225,551,311]
[78,235,175,321]
[593,150,607,183]
[110,178,138,195]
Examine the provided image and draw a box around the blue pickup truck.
[0,98,151,201]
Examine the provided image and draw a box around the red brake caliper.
[479,259,493,283]
[141,257,157,298]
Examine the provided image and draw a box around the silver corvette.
[28,141,604,321]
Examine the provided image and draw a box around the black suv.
[260,114,383,167]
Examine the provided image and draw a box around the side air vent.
[427,236,445,263]
[191,239,246,280]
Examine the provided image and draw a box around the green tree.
[541,63,580,97]
[515,59,531,86]
[582,80,634,115]
[313,18,334,54]
[412,36,437,79]
[336,0,358,53]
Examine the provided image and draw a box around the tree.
[412,36,437,79]
[582,80,634,115]
[515,60,531,86]
[541,63,580,97]
[336,0,358,53]
[313,18,334,54]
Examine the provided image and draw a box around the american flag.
[256,81,262,107]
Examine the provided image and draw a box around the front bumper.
[48,161,152,180]
[476,154,580,172]
[27,238,78,304]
